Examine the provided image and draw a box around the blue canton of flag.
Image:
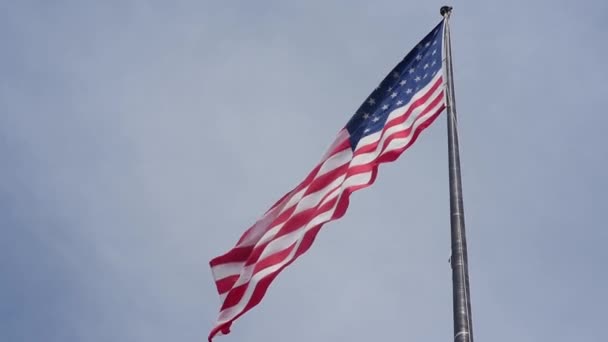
[346,21,445,149]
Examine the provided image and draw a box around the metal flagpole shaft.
[440,6,474,342]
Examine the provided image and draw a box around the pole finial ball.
[440,6,453,17]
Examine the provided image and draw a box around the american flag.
[209,20,446,341]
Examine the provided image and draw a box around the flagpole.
[441,6,474,342]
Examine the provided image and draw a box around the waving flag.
[209,20,446,341]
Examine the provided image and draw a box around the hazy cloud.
[1,1,606,341]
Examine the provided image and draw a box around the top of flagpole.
[440,5,453,18]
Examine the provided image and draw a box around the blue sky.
[1,1,607,341]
